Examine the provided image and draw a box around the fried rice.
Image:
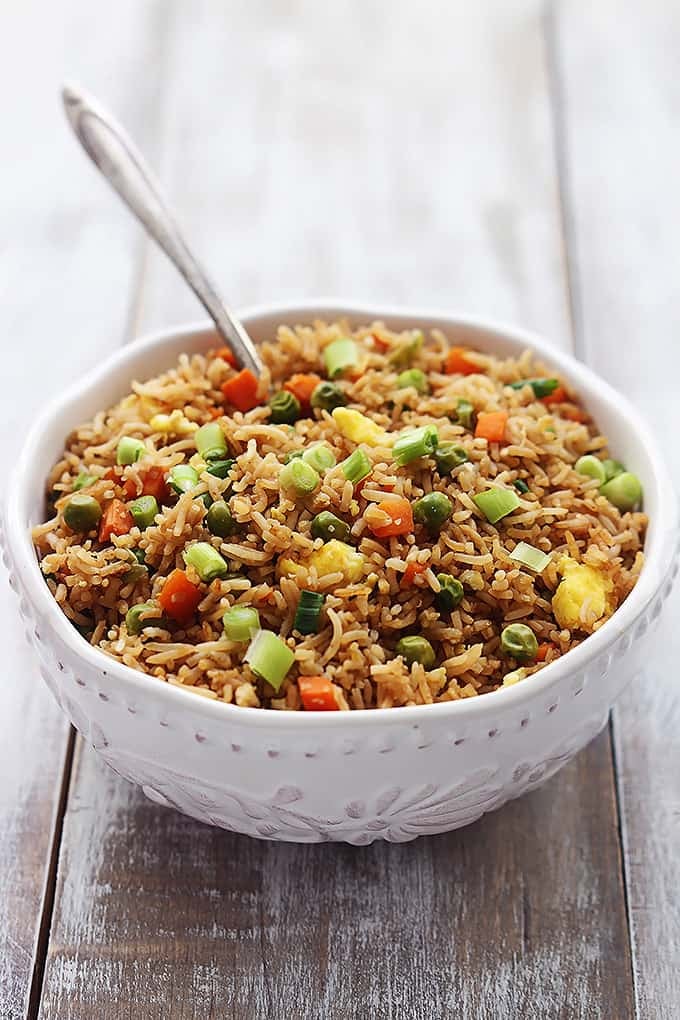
[32,320,647,711]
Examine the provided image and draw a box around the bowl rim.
[6,299,677,731]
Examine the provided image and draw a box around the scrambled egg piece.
[332,407,388,447]
[149,409,198,435]
[278,541,365,586]
[310,541,365,583]
[551,556,613,631]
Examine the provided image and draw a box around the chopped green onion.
[513,479,530,494]
[575,455,607,484]
[195,422,228,461]
[509,541,551,573]
[434,574,464,612]
[279,459,320,498]
[73,472,96,491]
[500,623,538,662]
[168,464,199,495]
[63,494,102,533]
[340,447,371,485]
[602,458,625,482]
[206,500,237,537]
[207,458,235,479]
[131,547,146,565]
[310,381,347,411]
[324,338,360,379]
[392,425,439,467]
[294,590,325,634]
[413,492,453,533]
[396,368,429,394]
[129,495,159,530]
[123,562,148,585]
[125,603,163,635]
[395,635,436,669]
[456,398,475,429]
[473,486,520,524]
[302,443,336,473]
[388,330,423,369]
[600,472,642,512]
[245,630,295,691]
[269,390,301,424]
[116,436,146,465]
[311,511,351,543]
[283,450,304,463]
[223,606,260,642]
[509,378,559,398]
[434,442,468,475]
[183,542,229,583]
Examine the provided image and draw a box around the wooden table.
[2,2,678,1017]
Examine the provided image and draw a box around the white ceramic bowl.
[3,302,678,844]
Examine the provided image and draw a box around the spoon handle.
[62,84,261,375]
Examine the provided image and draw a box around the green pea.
[63,494,102,533]
[269,391,301,424]
[310,381,347,412]
[456,399,475,429]
[395,635,436,669]
[434,443,468,475]
[310,511,351,543]
[434,574,464,612]
[575,455,606,484]
[125,602,163,635]
[602,459,625,482]
[205,500,237,537]
[413,492,453,533]
[396,368,429,394]
[500,623,538,663]
[600,471,642,512]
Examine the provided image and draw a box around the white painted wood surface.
[1,0,677,1016]
[552,2,680,1016]
[0,2,170,1016]
[37,3,632,1018]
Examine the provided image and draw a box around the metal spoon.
[61,83,262,375]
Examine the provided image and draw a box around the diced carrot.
[475,410,508,443]
[371,332,391,352]
[368,497,414,539]
[98,499,134,542]
[401,561,427,587]
[208,406,224,419]
[283,373,322,412]
[221,369,260,412]
[103,467,136,499]
[158,568,202,624]
[214,345,237,367]
[298,675,340,711]
[541,385,567,405]
[536,643,555,662]
[445,346,480,375]
[562,405,589,423]
[140,466,169,505]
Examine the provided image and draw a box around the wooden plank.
[40,1,634,1017]
[550,3,680,1016]
[41,732,628,1020]
[0,3,171,1017]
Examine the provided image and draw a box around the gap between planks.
[24,5,178,1014]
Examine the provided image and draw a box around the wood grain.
[37,2,635,1018]
[551,2,680,1016]
[0,3,171,1017]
